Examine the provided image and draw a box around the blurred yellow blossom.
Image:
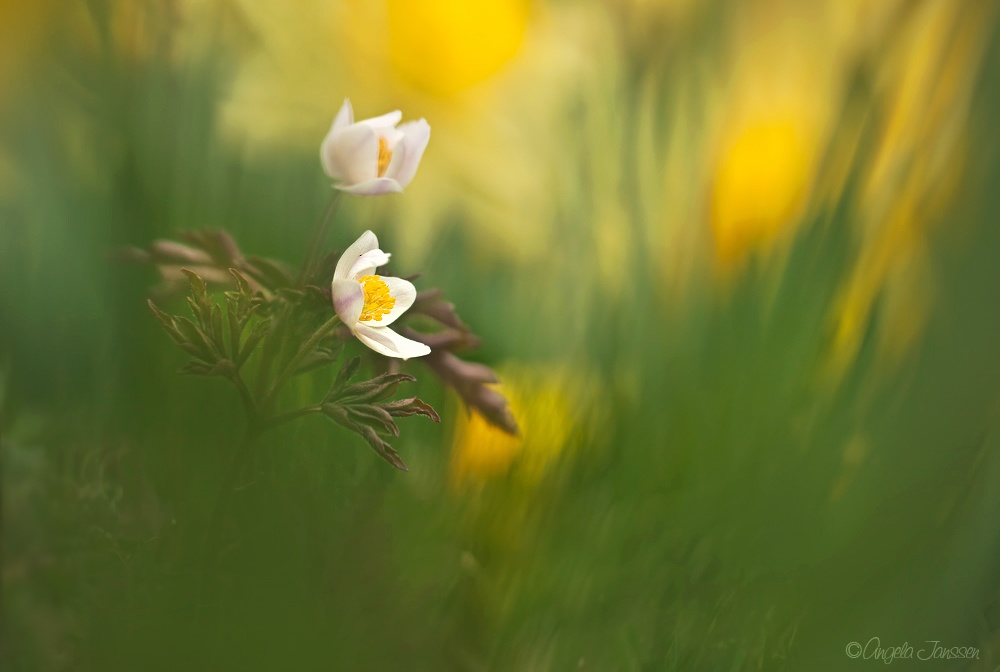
[711,118,816,268]
[387,0,530,96]
[449,366,593,490]
[704,1,840,273]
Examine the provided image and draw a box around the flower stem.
[230,371,257,419]
[298,191,344,286]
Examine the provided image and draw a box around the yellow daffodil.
[320,99,430,196]
[331,230,431,359]
[449,366,590,489]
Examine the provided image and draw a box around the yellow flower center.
[377,137,392,178]
[358,275,395,322]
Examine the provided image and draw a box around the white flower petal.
[358,110,402,132]
[348,249,391,280]
[334,230,379,281]
[320,100,357,178]
[335,177,404,196]
[357,276,416,327]
[332,98,354,133]
[384,119,430,189]
[324,123,379,184]
[332,278,364,325]
[354,324,431,360]
[382,128,405,151]
[320,135,344,180]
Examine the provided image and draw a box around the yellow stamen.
[377,137,392,178]
[358,275,396,322]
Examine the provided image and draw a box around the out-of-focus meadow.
[3,0,1000,669]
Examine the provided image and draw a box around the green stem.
[298,192,343,286]
[230,373,257,419]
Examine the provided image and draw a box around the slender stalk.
[230,372,257,419]
[298,192,343,286]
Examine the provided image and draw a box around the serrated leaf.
[226,268,254,319]
[211,302,226,356]
[380,397,441,422]
[320,403,408,471]
[179,343,208,360]
[175,316,217,362]
[422,350,518,436]
[181,268,208,314]
[321,402,354,429]
[226,296,241,359]
[178,360,214,376]
[147,300,185,345]
[346,404,400,438]
[356,424,408,472]
[186,296,208,330]
[294,341,344,376]
[341,373,416,403]
[229,267,251,296]
[237,318,272,368]
[327,356,361,400]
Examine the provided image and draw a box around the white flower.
[331,231,432,360]
[320,99,431,196]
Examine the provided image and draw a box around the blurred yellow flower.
[387,0,530,96]
[701,1,839,273]
[711,118,815,268]
[449,366,590,489]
